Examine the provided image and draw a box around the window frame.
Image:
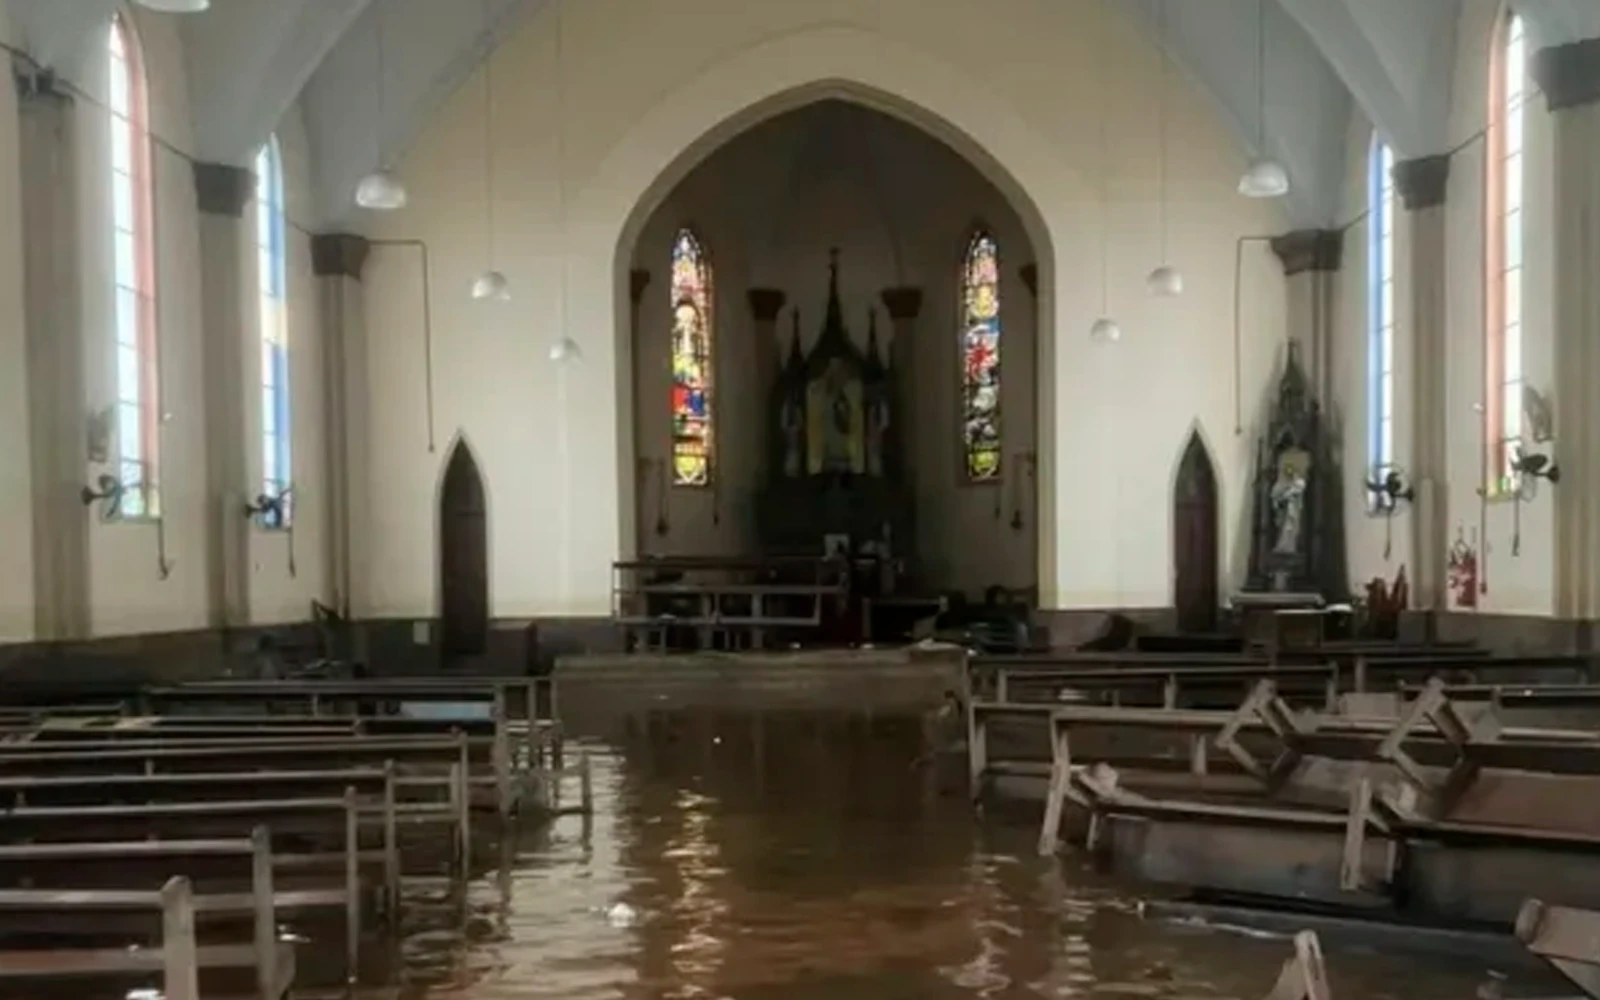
[1485,8,1525,497]
[255,136,292,529]
[108,10,161,522]
[1366,137,1397,512]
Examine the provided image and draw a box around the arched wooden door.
[1173,430,1219,634]
[439,442,489,658]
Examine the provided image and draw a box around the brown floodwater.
[366,710,1539,1000]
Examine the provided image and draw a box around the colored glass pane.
[961,232,1002,481]
[671,229,713,486]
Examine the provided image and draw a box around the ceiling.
[4,0,1596,231]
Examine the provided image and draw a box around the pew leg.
[344,787,361,985]
[1039,726,1072,856]
[161,876,200,1000]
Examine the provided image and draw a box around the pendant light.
[548,0,580,363]
[1089,7,1121,343]
[134,0,210,11]
[1239,0,1289,199]
[1146,0,1184,297]
[471,0,509,300]
[356,0,408,211]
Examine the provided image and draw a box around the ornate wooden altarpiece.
[756,252,911,563]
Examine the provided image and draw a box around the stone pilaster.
[194,161,254,629]
[1393,154,1450,615]
[747,288,786,416]
[313,234,371,619]
[15,67,89,640]
[1535,40,1600,620]
[1268,229,1342,408]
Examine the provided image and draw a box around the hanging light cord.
[1256,0,1267,155]
[482,0,496,269]
[1098,19,1110,314]
[374,0,388,169]
[1158,0,1170,262]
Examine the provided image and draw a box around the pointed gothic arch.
[1173,427,1219,633]
[438,438,489,658]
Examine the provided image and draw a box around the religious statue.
[808,358,864,474]
[1244,343,1340,596]
[1270,449,1310,555]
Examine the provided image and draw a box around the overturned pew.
[1035,680,1600,926]
[1518,899,1600,1000]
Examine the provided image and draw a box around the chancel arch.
[626,98,1039,601]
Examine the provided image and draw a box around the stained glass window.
[670,228,713,487]
[256,137,292,528]
[109,13,160,519]
[961,231,1002,481]
[1486,11,1525,494]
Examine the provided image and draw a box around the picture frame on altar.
[823,533,851,560]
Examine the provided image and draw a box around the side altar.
[756,252,912,564]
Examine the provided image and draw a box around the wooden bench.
[0,873,293,1000]
[985,662,1340,710]
[1352,653,1596,693]
[1517,899,1600,1000]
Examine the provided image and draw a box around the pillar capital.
[1019,264,1038,299]
[192,162,253,218]
[747,288,786,322]
[12,65,71,108]
[1392,155,1451,212]
[880,287,923,321]
[1535,38,1600,112]
[1269,229,1343,276]
[311,234,371,280]
[629,268,651,307]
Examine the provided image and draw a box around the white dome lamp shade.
[1089,317,1123,344]
[134,0,210,11]
[1238,156,1290,199]
[549,336,583,363]
[471,270,510,301]
[1145,264,1184,297]
[355,169,407,211]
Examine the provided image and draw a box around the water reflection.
[394,710,1503,1000]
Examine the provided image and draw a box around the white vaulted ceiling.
[2,0,1593,230]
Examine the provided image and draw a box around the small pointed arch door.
[1173,429,1219,634]
[439,439,489,658]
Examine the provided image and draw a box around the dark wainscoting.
[0,617,622,696]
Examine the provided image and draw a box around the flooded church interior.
[2,0,1600,997]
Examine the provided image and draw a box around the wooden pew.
[1040,683,1600,926]
[985,661,1339,710]
[1351,652,1595,694]
[1517,899,1600,1000]
[0,732,510,817]
[0,873,292,1000]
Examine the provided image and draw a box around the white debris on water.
[606,902,639,927]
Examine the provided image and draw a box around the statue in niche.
[1245,342,1335,595]
[808,357,864,475]
[1271,448,1311,555]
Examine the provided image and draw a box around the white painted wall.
[1440,0,1557,616]
[1331,0,1558,616]
[0,3,35,641]
[628,101,1039,597]
[355,0,1290,618]
[245,111,331,625]
[0,6,329,641]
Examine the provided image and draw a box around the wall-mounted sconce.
[81,473,125,521]
[1363,467,1415,560]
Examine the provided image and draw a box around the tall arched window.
[1367,138,1396,504]
[256,137,291,527]
[670,228,713,487]
[109,12,160,519]
[1486,9,1525,493]
[960,230,1002,482]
